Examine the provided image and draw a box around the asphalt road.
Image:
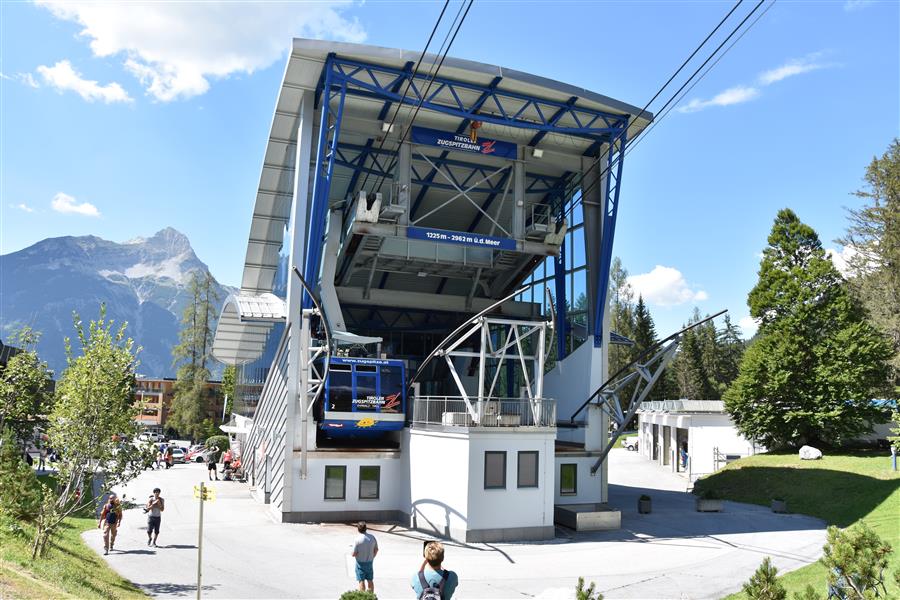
[83,449,826,599]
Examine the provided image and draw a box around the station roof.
[240,38,653,298]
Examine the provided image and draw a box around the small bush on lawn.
[339,591,377,600]
[742,557,787,600]
[576,576,604,600]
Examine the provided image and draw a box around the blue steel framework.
[303,53,631,359]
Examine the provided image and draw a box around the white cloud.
[12,203,35,213]
[678,85,760,113]
[738,315,759,338]
[826,245,860,277]
[679,52,832,114]
[844,0,875,11]
[37,60,132,103]
[758,54,828,85]
[36,1,367,102]
[627,266,708,307]
[1,72,40,88]
[51,192,100,217]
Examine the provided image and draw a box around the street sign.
[193,485,216,502]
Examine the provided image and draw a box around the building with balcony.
[133,377,225,434]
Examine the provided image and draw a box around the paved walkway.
[84,450,826,599]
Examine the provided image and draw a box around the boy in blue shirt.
[411,541,458,599]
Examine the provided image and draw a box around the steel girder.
[323,57,629,140]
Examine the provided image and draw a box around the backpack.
[105,505,118,525]
[418,570,448,600]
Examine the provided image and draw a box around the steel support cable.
[623,0,777,160]
[357,0,451,194]
[371,0,475,195]
[563,0,770,221]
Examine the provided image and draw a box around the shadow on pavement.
[138,583,218,595]
[114,549,155,555]
[161,544,198,550]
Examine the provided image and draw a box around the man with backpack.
[411,541,458,599]
[97,492,123,555]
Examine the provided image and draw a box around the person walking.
[411,541,458,599]
[351,521,379,594]
[207,446,219,480]
[165,446,174,469]
[145,488,165,547]
[38,447,47,471]
[98,493,123,555]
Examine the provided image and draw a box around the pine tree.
[632,296,676,401]
[170,271,221,441]
[839,139,900,387]
[741,557,787,600]
[725,209,892,447]
[715,315,745,392]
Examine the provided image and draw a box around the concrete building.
[211,39,652,541]
[637,400,761,481]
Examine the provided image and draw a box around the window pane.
[560,464,577,495]
[484,451,506,489]
[324,465,346,499]
[517,451,538,488]
[359,466,380,500]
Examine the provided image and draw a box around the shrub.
[576,576,603,600]
[639,494,651,501]
[339,591,377,600]
[698,488,722,500]
[0,429,41,522]
[742,557,787,600]
[792,584,822,600]
[822,522,892,599]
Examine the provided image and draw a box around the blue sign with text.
[411,126,517,159]
[408,226,516,250]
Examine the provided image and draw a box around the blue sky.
[2,0,898,338]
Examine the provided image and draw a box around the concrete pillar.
[398,141,411,226]
[285,90,315,512]
[513,150,526,238]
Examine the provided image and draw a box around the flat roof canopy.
[241,38,652,299]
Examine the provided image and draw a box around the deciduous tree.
[0,327,53,442]
[32,308,150,558]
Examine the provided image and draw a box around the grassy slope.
[0,515,147,600]
[691,450,900,599]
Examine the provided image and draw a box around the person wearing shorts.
[145,488,164,547]
[352,521,378,593]
[207,446,219,480]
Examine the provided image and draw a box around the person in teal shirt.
[411,541,458,599]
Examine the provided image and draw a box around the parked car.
[170,447,186,463]
[185,448,209,463]
[621,436,639,451]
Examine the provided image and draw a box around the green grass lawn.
[0,514,147,599]
[691,450,900,599]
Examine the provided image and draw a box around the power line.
[357,0,451,194]
[566,0,770,219]
[372,0,475,193]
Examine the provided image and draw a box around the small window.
[517,451,539,488]
[560,463,577,495]
[324,465,346,500]
[484,451,506,489]
[359,466,380,500]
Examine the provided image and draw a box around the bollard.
[892,446,897,472]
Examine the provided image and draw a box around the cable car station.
[212,38,653,542]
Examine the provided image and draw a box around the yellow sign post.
[194,482,215,599]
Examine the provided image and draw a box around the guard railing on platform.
[412,397,556,428]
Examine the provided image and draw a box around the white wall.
[553,456,603,504]
[465,430,556,530]
[409,429,471,537]
[289,451,407,513]
[689,414,756,477]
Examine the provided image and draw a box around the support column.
[513,151,526,239]
[581,154,607,348]
[286,90,316,508]
[397,140,412,226]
